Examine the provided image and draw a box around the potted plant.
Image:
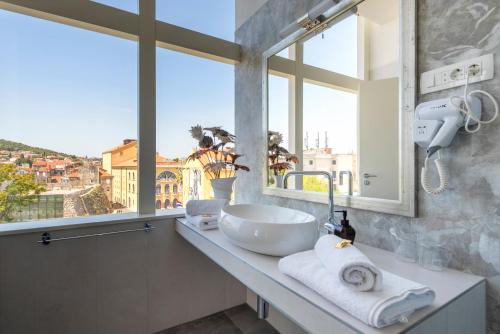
[188,125,249,200]
[268,131,299,188]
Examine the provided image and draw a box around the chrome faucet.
[283,171,340,234]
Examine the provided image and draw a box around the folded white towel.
[279,250,435,328]
[315,235,383,292]
[186,199,228,216]
[186,214,219,230]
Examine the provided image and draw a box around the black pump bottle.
[334,210,356,244]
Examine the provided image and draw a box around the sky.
[0,0,235,158]
[0,2,357,159]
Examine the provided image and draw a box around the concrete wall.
[0,219,246,334]
[235,0,268,29]
[234,0,500,332]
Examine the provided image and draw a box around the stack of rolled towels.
[279,235,436,328]
[185,199,228,230]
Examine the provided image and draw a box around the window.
[165,184,170,194]
[92,0,138,13]
[267,11,364,196]
[268,74,291,151]
[164,199,170,208]
[303,83,357,194]
[0,10,137,223]
[1,1,239,224]
[156,0,235,41]
[157,49,234,204]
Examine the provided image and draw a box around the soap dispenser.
[334,210,356,244]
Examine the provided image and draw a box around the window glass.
[156,0,235,41]
[156,48,234,206]
[268,75,291,151]
[276,47,292,59]
[91,0,138,13]
[302,83,358,195]
[303,14,358,78]
[0,10,137,222]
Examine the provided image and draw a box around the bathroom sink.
[219,204,318,256]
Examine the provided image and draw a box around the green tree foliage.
[0,164,46,222]
[0,139,70,158]
[15,154,32,167]
[303,175,328,193]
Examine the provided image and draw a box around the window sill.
[0,209,185,237]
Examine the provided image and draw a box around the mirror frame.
[261,0,416,217]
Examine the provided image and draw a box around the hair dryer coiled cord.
[450,70,499,134]
[421,152,449,195]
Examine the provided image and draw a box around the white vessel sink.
[219,204,318,256]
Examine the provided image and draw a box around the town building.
[102,140,184,212]
[303,147,358,195]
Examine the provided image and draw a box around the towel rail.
[37,223,155,245]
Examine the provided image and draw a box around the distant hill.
[0,139,75,158]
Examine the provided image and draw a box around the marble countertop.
[176,218,485,334]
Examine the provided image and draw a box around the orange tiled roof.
[32,161,47,167]
[112,154,178,168]
[103,140,137,154]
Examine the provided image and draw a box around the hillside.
[0,139,74,158]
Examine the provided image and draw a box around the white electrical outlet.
[420,54,494,95]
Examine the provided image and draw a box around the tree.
[0,164,45,222]
[303,175,329,193]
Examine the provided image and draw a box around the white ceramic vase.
[274,175,284,188]
[211,177,236,200]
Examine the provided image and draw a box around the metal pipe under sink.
[257,295,269,320]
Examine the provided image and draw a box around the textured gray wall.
[234,0,500,332]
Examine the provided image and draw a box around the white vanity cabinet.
[176,219,486,334]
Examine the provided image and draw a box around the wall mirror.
[262,0,416,216]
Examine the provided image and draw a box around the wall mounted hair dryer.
[414,71,498,195]
[415,97,481,157]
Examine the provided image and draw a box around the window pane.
[303,14,358,78]
[303,83,358,195]
[268,75,290,151]
[156,0,235,41]
[91,0,138,13]
[156,49,234,206]
[276,48,289,58]
[0,10,137,222]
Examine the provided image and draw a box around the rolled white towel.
[279,250,435,328]
[186,214,219,230]
[185,199,228,216]
[314,235,383,292]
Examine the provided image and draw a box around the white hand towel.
[315,235,383,292]
[186,199,228,216]
[279,250,435,328]
[186,214,219,230]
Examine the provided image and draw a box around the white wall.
[0,219,246,334]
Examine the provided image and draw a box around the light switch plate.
[420,54,494,95]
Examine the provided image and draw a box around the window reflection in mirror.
[303,15,358,78]
[303,83,357,196]
[266,0,400,201]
